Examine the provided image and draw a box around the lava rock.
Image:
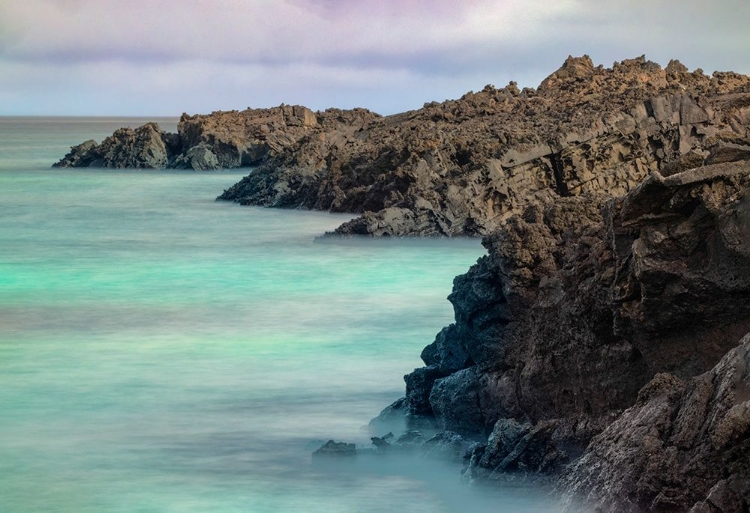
[312,440,357,458]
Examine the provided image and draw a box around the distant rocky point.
[55,55,750,238]
[53,106,378,171]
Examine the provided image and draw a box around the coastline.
[47,55,750,512]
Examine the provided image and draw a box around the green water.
[0,118,558,512]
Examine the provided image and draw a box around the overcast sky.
[1,0,748,116]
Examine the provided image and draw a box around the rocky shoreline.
[56,56,750,238]
[363,157,750,512]
[55,56,750,511]
[313,155,750,512]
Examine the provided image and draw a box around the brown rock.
[559,334,750,512]
[55,56,750,234]
[222,56,750,236]
[380,159,750,500]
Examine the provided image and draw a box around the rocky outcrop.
[53,139,100,168]
[55,56,750,238]
[171,105,379,171]
[312,440,357,458]
[559,335,750,512]
[54,105,379,171]
[373,157,750,510]
[54,122,177,169]
[312,430,481,464]
[220,55,750,236]
[53,55,750,509]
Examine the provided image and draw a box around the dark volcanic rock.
[170,105,377,171]
[321,430,477,464]
[53,139,99,168]
[377,157,750,509]
[54,105,379,172]
[474,418,568,476]
[180,142,219,171]
[220,55,750,236]
[559,334,750,512]
[54,122,175,169]
[429,366,486,435]
[312,440,357,458]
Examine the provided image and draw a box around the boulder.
[312,440,356,458]
[53,140,100,168]
[181,143,219,171]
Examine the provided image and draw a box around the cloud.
[0,57,513,116]
[1,0,577,65]
[0,0,748,115]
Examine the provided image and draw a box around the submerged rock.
[314,430,476,465]
[312,440,357,458]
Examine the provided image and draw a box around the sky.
[1,0,748,116]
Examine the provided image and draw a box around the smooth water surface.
[0,118,559,512]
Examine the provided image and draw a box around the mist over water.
[0,118,559,512]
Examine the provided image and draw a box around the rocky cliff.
[371,157,750,511]
[558,336,750,512]
[55,56,750,238]
[220,56,750,236]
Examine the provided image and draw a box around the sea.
[0,117,560,512]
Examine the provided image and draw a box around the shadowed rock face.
[55,56,750,237]
[372,159,750,511]
[558,335,750,512]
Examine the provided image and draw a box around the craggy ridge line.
[55,55,750,237]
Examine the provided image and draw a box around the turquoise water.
[0,118,558,512]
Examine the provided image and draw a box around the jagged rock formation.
[373,158,750,511]
[312,440,357,458]
[55,56,750,239]
[558,336,750,512]
[221,56,750,236]
[54,105,379,171]
[53,122,177,169]
[54,56,750,509]
[312,431,480,463]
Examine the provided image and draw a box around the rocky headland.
[366,156,750,512]
[53,106,379,171]
[56,55,750,239]
[55,56,750,511]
